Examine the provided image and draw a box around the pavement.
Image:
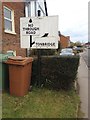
[78,53,88,118]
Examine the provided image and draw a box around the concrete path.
[78,54,88,118]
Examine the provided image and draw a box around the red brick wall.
[0,2,2,52]
[2,2,26,57]
[60,35,70,48]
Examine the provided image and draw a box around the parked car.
[73,46,83,53]
[87,46,90,49]
[60,48,74,56]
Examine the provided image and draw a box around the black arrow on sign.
[41,33,49,37]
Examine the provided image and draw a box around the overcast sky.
[46,0,88,43]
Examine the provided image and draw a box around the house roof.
[85,42,90,45]
[24,0,37,2]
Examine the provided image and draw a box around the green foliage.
[70,42,75,48]
[40,49,56,55]
[31,55,80,90]
[74,41,82,47]
[30,49,56,56]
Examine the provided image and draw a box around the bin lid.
[0,54,8,61]
[8,56,25,61]
[5,56,33,66]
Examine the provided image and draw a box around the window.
[25,1,46,17]
[4,6,16,34]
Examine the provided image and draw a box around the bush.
[31,55,80,90]
[30,49,57,56]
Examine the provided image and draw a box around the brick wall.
[0,2,2,52]
[2,2,26,57]
[60,35,70,49]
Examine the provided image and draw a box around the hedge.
[30,49,57,56]
[31,55,80,90]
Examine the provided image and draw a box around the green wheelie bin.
[0,54,9,91]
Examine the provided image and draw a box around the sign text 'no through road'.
[21,18,40,36]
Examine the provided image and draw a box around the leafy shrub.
[30,49,57,56]
[31,55,80,90]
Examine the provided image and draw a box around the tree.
[69,41,75,48]
[74,41,82,47]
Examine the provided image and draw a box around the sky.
[46,0,89,43]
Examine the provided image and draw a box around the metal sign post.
[37,10,41,87]
[20,15,59,87]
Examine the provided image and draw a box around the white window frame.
[4,6,16,35]
[25,1,46,17]
[37,2,46,16]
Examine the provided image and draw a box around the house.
[1,0,47,56]
[84,42,90,48]
[1,2,26,56]
[58,31,70,49]
[24,0,48,56]
[25,0,47,17]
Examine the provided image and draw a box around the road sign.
[20,18,40,36]
[32,37,58,49]
[20,15,58,49]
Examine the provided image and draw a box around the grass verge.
[0,93,2,119]
[2,88,80,118]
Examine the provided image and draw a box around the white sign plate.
[20,18,40,36]
[32,37,58,49]
[20,16,58,49]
